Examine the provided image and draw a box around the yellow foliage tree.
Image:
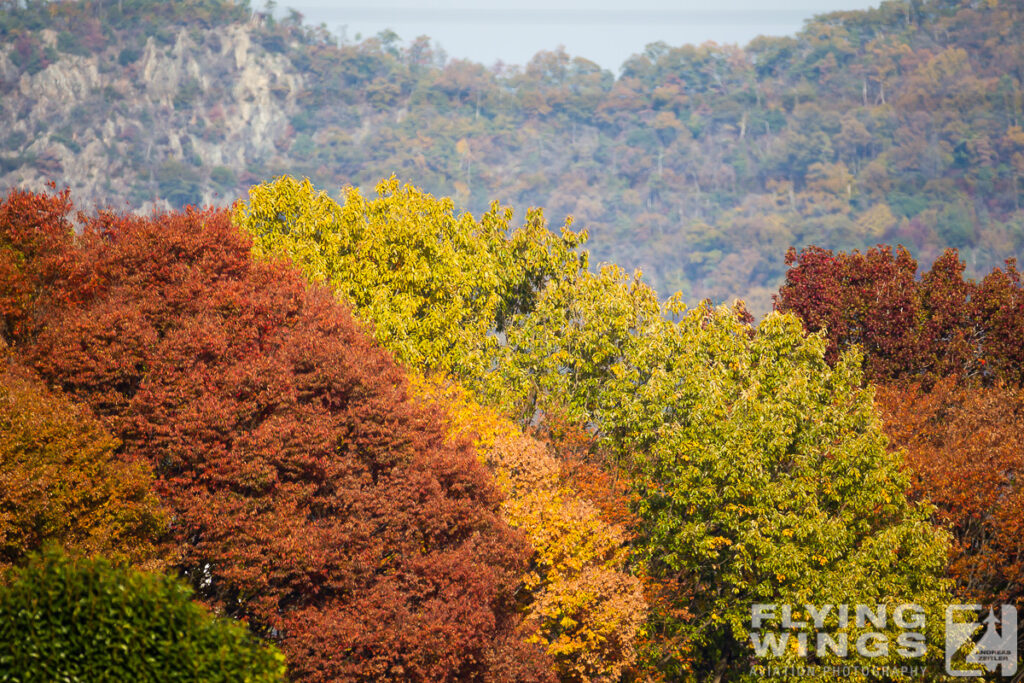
[410,375,647,683]
[235,175,587,381]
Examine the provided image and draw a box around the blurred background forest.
[1,0,1023,312]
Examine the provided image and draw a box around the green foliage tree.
[624,312,950,681]
[156,159,203,207]
[0,547,286,683]
[489,264,952,680]
[485,263,666,428]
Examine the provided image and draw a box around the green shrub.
[57,31,89,56]
[210,165,237,188]
[155,159,203,206]
[118,46,143,67]
[0,548,286,683]
[173,77,202,110]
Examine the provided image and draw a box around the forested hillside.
[2,0,1023,311]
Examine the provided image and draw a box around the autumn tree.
[775,245,1024,385]
[0,188,81,346]
[773,245,921,377]
[1,189,554,682]
[876,379,1024,608]
[970,260,1024,385]
[235,175,587,381]
[412,376,647,683]
[0,358,168,572]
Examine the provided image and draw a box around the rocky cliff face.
[1,20,303,211]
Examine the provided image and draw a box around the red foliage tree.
[0,188,82,346]
[971,262,1024,384]
[0,190,554,682]
[776,245,1024,384]
[773,244,921,376]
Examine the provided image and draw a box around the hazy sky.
[279,0,883,72]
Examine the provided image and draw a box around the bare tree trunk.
[713,657,728,683]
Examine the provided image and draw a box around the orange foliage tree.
[876,379,1024,607]
[0,357,168,573]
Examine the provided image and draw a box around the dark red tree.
[971,261,1024,385]
[774,244,920,377]
[776,245,1024,385]
[0,190,554,682]
[0,188,82,346]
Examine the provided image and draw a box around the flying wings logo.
[747,603,1019,678]
[945,605,1018,677]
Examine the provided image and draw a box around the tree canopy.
[776,245,1024,384]
[0,188,554,682]
[236,175,586,379]
[236,176,955,681]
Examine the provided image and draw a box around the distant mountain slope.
[0,1,302,209]
[2,0,1022,312]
